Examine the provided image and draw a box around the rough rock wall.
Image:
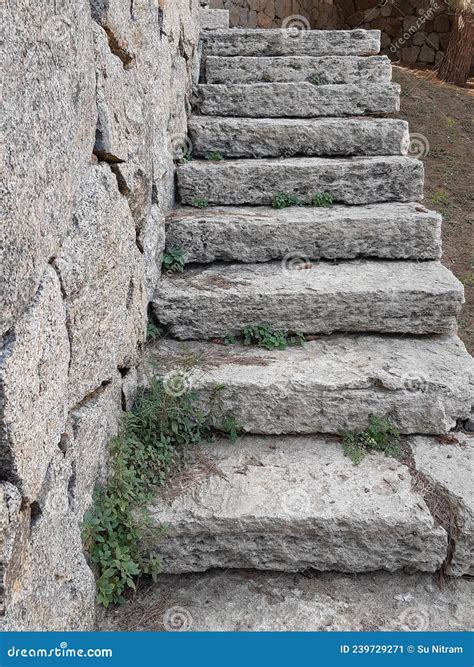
[335,0,455,67]
[209,0,339,29]
[1,0,200,631]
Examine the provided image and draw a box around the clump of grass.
[83,370,239,607]
[205,151,223,161]
[308,73,321,85]
[342,416,403,466]
[461,271,473,288]
[191,198,209,209]
[272,192,303,209]
[431,189,450,206]
[311,192,333,208]
[162,248,185,274]
[242,324,305,351]
[177,151,192,164]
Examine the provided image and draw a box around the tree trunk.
[438,5,474,87]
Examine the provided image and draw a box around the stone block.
[0,268,69,503]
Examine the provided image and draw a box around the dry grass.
[394,66,474,354]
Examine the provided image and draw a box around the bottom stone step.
[100,570,472,631]
[139,434,472,578]
[147,335,473,435]
[141,436,452,575]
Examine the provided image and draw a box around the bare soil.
[393,66,473,354]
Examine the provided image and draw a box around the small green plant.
[287,331,306,347]
[191,197,209,209]
[219,414,241,444]
[224,333,237,345]
[146,321,163,341]
[342,416,403,466]
[272,192,303,209]
[83,369,240,607]
[162,248,185,274]
[310,192,333,208]
[431,189,450,206]
[242,324,305,351]
[461,271,474,287]
[446,116,456,128]
[308,73,321,85]
[178,151,192,164]
[205,151,223,161]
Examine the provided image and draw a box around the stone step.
[201,29,381,58]
[196,82,400,117]
[189,117,409,158]
[140,435,451,574]
[177,157,423,206]
[165,203,442,263]
[204,55,391,84]
[152,260,462,338]
[146,334,473,435]
[101,570,472,631]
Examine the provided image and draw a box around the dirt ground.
[393,66,473,355]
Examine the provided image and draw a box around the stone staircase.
[138,27,473,628]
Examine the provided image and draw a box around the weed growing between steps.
[311,192,333,208]
[342,416,404,465]
[225,324,305,351]
[162,247,185,274]
[82,369,240,607]
[205,151,223,161]
[191,197,209,209]
[308,74,321,85]
[272,191,333,209]
[272,192,303,209]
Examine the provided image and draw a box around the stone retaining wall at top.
[209,0,339,29]
[212,0,459,71]
[1,0,200,631]
[335,0,456,68]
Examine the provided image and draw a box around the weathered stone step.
[165,203,442,263]
[178,156,423,207]
[196,82,400,117]
[201,29,381,57]
[189,117,409,158]
[146,334,473,435]
[101,569,472,631]
[141,436,448,574]
[153,260,462,338]
[204,55,391,84]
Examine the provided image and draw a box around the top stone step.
[201,29,381,57]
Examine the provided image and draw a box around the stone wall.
[209,0,339,29]
[334,0,455,67]
[213,0,459,71]
[1,0,200,631]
